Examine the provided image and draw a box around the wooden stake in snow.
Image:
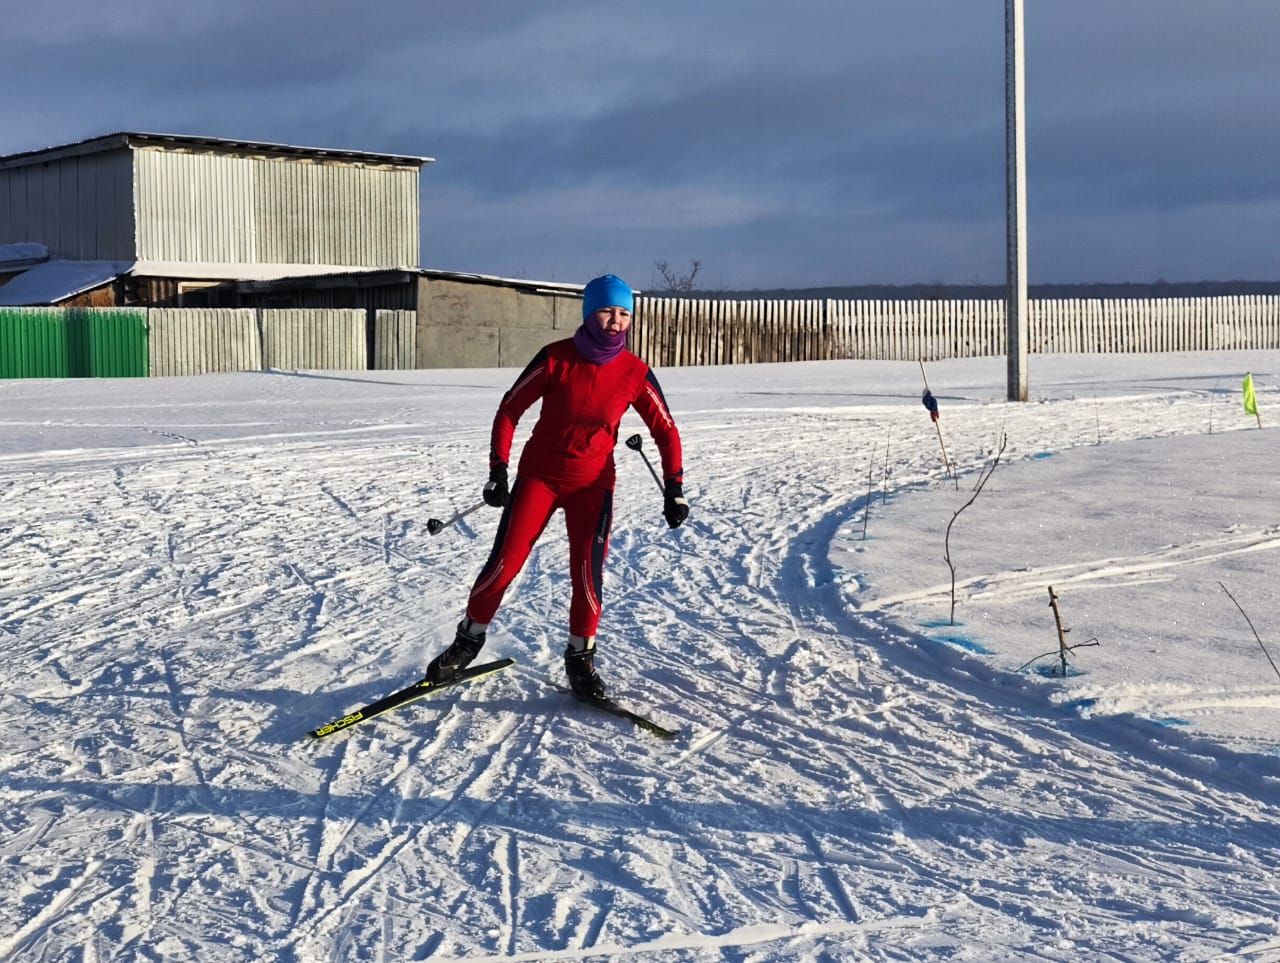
[862,447,875,540]
[1016,588,1099,675]
[1048,586,1071,677]
[880,430,892,507]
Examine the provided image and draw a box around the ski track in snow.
[1,364,1278,961]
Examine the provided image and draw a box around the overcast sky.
[3,1,1278,289]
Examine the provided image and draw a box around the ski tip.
[644,721,682,741]
[647,726,682,742]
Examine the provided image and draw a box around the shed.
[0,132,433,304]
[0,132,596,370]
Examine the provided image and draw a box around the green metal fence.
[0,308,149,378]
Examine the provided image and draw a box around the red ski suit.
[467,338,683,637]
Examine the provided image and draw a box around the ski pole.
[427,500,485,535]
[625,433,664,493]
[626,433,706,544]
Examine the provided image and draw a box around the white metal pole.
[1005,0,1029,402]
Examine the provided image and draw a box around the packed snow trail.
[1,357,1277,961]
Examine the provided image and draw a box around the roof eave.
[0,132,434,171]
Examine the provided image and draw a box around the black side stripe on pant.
[590,489,613,605]
[474,477,520,588]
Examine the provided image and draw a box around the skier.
[425,274,688,700]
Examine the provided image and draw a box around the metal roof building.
[0,133,589,369]
[0,132,434,305]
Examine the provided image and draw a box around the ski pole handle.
[625,433,664,493]
[627,432,705,539]
[427,500,485,536]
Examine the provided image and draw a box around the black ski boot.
[564,641,606,701]
[425,620,486,685]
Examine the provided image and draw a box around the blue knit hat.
[582,274,634,320]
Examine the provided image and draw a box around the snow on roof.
[129,260,402,282]
[0,258,610,305]
[0,259,129,306]
[0,242,50,268]
[0,259,419,304]
[420,268,586,294]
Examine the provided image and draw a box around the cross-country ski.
[553,685,681,740]
[307,658,515,739]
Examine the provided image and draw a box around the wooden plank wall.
[374,309,416,370]
[261,308,364,371]
[630,295,1280,365]
[149,308,260,377]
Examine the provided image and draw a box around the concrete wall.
[416,277,581,368]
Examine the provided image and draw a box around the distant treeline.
[683,281,1280,301]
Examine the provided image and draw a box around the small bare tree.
[653,258,702,294]
[1219,582,1280,683]
[944,433,1007,624]
[1015,586,1100,675]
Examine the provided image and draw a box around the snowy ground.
[1,352,1277,962]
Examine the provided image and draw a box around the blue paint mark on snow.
[1152,717,1191,729]
[1031,451,1055,460]
[928,632,992,656]
[914,620,993,655]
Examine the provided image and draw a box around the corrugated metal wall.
[149,308,261,376]
[0,308,66,377]
[256,161,419,266]
[0,150,135,260]
[3,307,420,377]
[135,152,255,263]
[133,149,418,267]
[0,307,148,377]
[261,308,365,370]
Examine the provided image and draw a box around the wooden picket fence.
[630,295,1280,366]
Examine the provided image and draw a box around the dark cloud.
[2,0,1278,287]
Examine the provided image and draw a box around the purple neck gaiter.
[573,314,627,365]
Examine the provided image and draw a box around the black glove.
[483,464,509,508]
[663,479,689,529]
